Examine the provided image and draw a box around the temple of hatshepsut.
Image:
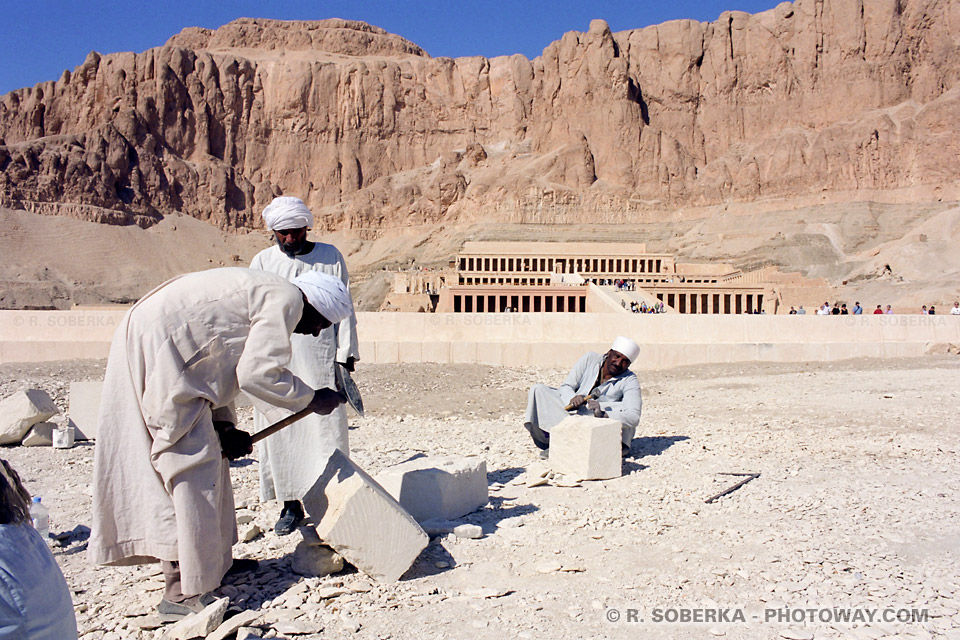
[385,242,832,316]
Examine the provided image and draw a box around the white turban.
[292,271,353,324]
[611,336,640,363]
[262,196,314,231]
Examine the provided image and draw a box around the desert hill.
[1,1,959,310]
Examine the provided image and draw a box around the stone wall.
[2,310,956,368]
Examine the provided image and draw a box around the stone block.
[376,456,488,524]
[22,422,55,447]
[68,380,103,440]
[0,389,59,445]
[303,449,428,582]
[549,415,622,481]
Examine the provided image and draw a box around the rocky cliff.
[1,1,958,232]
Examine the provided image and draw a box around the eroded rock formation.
[1,2,958,232]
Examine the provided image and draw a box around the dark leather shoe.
[274,501,305,536]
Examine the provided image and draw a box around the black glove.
[307,388,346,416]
[216,424,253,460]
[340,357,356,373]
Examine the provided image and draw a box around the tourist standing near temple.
[250,196,360,536]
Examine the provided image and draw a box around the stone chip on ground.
[290,526,345,577]
[163,597,228,640]
[207,610,261,640]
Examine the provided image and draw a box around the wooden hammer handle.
[249,407,313,446]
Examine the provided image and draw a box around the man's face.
[275,227,308,257]
[603,349,631,378]
[294,299,332,336]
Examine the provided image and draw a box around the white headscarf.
[611,336,640,363]
[262,196,314,231]
[292,271,353,324]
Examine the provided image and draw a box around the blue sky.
[0,0,781,95]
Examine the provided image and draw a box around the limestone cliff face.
[0,3,958,231]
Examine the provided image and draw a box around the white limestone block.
[549,415,622,481]
[0,389,59,445]
[303,449,428,582]
[376,455,488,523]
[21,422,55,447]
[68,380,103,440]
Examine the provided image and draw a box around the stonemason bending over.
[89,268,352,621]
[250,196,359,536]
[524,336,642,457]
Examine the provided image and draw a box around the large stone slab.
[68,380,103,440]
[549,415,622,481]
[376,455,488,523]
[303,449,428,582]
[0,389,58,445]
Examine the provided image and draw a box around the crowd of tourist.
[784,301,960,315]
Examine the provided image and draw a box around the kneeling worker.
[90,268,352,621]
[524,337,642,457]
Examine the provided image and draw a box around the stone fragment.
[240,524,261,542]
[290,526,345,577]
[236,511,255,525]
[163,597,228,640]
[375,455,488,523]
[22,422,55,446]
[453,524,483,539]
[236,629,262,640]
[303,450,428,582]
[548,416,621,481]
[0,389,59,445]
[207,610,261,640]
[272,620,322,635]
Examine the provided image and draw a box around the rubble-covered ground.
[2,356,960,640]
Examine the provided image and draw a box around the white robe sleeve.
[557,353,593,405]
[600,374,642,429]
[332,251,359,364]
[235,284,315,423]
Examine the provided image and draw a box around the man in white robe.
[89,268,352,620]
[524,336,642,457]
[249,196,360,535]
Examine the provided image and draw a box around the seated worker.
[524,336,642,457]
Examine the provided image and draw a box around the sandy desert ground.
[2,355,960,640]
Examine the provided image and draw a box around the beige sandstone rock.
[302,449,428,582]
[0,389,59,445]
[290,527,345,578]
[549,415,622,481]
[375,455,488,523]
[163,597,228,640]
[21,422,54,447]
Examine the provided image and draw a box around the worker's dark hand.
[219,427,253,460]
[569,394,587,409]
[307,388,346,415]
[339,357,356,373]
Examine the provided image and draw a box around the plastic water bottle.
[30,497,49,541]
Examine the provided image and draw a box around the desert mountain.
[1,2,958,233]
